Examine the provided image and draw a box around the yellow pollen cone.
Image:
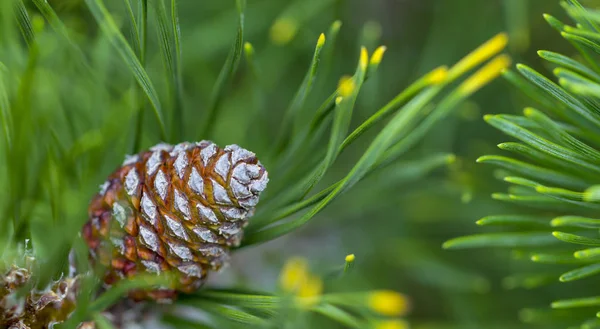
[317,33,326,47]
[338,76,356,97]
[449,32,509,79]
[370,46,387,65]
[279,257,308,292]
[360,47,369,71]
[458,55,512,95]
[270,18,298,45]
[367,290,410,316]
[426,66,449,85]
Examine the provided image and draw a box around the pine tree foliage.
[0,0,508,327]
[445,1,600,327]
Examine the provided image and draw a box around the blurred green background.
[187,1,570,328]
[171,0,574,328]
[9,0,600,327]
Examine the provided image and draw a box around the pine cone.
[83,141,269,301]
[0,265,80,329]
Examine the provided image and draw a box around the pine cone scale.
[84,141,268,301]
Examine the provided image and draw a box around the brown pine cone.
[0,265,80,329]
[83,141,269,301]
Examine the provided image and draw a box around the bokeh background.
[21,0,600,327]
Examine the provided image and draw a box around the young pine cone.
[0,265,80,329]
[84,141,269,301]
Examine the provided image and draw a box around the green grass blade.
[152,0,175,100]
[302,49,368,193]
[132,0,148,152]
[556,66,600,99]
[538,50,600,83]
[272,48,369,206]
[535,186,598,208]
[15,0,34,46]
[194,290,279,309]
[543,13,567,32]
[560,263,600,282]
[497,142,599,178]
[552,296,600,309]
[376,55,508,168]
[0,66,12,150]
[244,88,436,245]
[499,115,586,139]
[179,299,267,325]
[55,271,103,329]
[245,81,479,244]
[315,20,342,89]
[502,69,561,111]
[200,0,245,138]
[272,53,424,184]
[171,0,182,66]
[442,232,559,249]
[251,53,506,241]
[93,313,119,329]
[486,115,600,174]
[503,177,590,206]
[171,0,183,139]
[563,25,600,43]
[248,153,451,232]
[274,33,326,155]
[339,66,443,153]
[31,0,100,78]
[523,107,600,163]
[89,274,173,313]
[575,247,600,259]
[561,32,600,73]
[517,64,600,131]
[312,303,363,329]
[270,91,337,178]
[31,0,71,40]
[477,155,588,189]
[138,0,148,63]
[553,231,600,246]
[161,315,214,329]
[504,176,539,188]
[492,192,586,211]
[152,0,183,141]
[85,0,167,140]
[476,215,551,227]
[552,216,600,228]
[530,252,583,264]
[122,0,141,57]
[246,183,336,233]
[562,0,600,33]
[121,0,144,152]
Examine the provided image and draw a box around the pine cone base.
[0,265,80,329]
